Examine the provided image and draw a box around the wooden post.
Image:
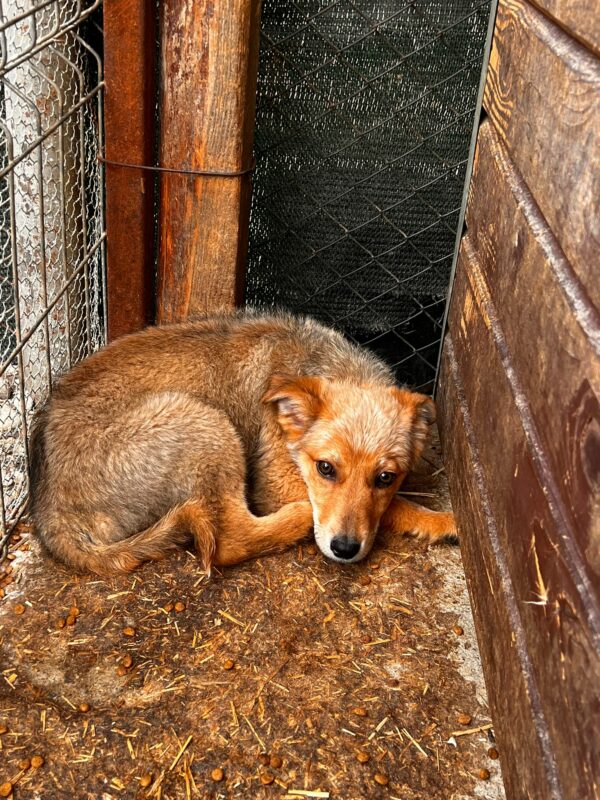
[103,0,157,340]
[156,0,262,323]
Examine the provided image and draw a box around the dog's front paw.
[412,510,458,545]
[381,498,458,545]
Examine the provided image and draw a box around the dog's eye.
[316,461,336,479]
[375,471,396,488]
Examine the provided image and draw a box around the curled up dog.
[29,313,456,575]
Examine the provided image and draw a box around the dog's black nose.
[330,535,361,560]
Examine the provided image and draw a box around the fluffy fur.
[29,312,455,574]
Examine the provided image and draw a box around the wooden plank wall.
[437,1,600,798]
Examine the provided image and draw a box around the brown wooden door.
[437,0,600,798]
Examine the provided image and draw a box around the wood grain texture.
[438,339,560,800]
[483,0,600,310]
[530,0,600,57]
[441,0,600,794]
[157,0,261,323]
[103,0,156,340]
[443,236,600,800]
[466,120,600,597]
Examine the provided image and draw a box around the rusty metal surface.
[104,0,156,340]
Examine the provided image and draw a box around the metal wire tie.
[97,153,256,178]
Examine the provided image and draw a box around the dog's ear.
[392,389,436,463]
[262,374,325,441]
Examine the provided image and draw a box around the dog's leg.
[88,482,312,574]
[84,499,216,575]
[380,497,457,543]
[213,497,313,566]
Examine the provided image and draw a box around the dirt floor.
[0,435,505,800]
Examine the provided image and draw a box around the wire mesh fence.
[245,0,491,393]
[0,0,105,558]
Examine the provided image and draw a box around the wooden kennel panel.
[437,0,600,798]
[522,0,600,66]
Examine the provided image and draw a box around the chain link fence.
[0,0,105,558]
[246,0,491,393]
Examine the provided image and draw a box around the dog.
[29,312,456,574]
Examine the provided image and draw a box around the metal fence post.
[104,0,157,340]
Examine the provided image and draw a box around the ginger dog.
[29,313,456,574]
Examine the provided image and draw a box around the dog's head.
[263,375,434,562]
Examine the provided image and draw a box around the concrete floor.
[0,435,505,800]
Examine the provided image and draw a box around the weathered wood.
[483,0,600,310]
[441,0,600,794]
[530,0,600,57]
[443,236,600,800]
[103,0,156,339]
[465,120,600,595]
[157,0,261,323]
[438,340,559,800]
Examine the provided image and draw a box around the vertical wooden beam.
[156,0,261,323]
[103,0,156,340]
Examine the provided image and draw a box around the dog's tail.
[45,500,216,576]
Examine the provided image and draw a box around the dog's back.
[33,311,393,451]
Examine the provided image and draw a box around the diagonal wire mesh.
[0,0,105,560]
[245,0,491,393]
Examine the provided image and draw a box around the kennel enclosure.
[105,0,492,399]
[0,0,598,798]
